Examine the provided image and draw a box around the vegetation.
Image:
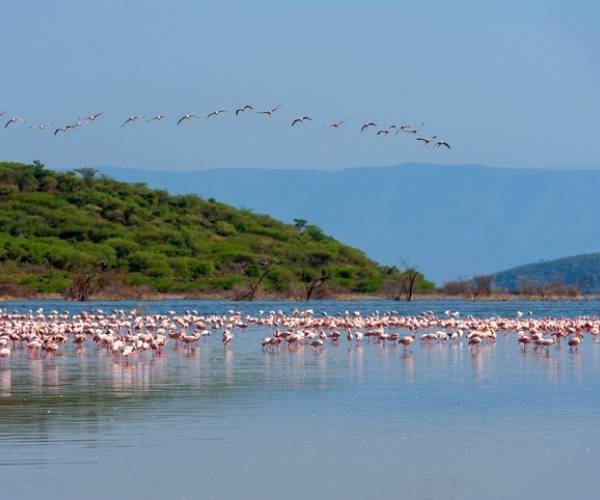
[0,161,433,300]
[441,262,593,299]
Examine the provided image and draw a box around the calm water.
[1,299,600,500]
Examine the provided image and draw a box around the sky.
[2,0,599,171]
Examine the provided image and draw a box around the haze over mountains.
[96,164,600,284]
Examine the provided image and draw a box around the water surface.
[1,299,599,500]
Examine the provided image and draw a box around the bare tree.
[473,274,493,297]
[441,279,471,296]
[240,259,273,301]
[300,268,331,301]
[401,267,420,301]
[63,268,101,301]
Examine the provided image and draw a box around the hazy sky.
[2,0,599,171]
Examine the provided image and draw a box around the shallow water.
[1,299,599,500]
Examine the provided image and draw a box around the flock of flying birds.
[0,106,452,149]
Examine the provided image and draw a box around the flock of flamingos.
[0,307,593,367]
[0,108,452,149]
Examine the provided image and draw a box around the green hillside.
[0,161,432,299]
[493,252,600,294]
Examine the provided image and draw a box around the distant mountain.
[493,252,600,292]
[95,163,600,285]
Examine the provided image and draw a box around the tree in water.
[401,267,421,301]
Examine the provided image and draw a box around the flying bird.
[235,105,253,115]
[416,136,437,145]
[326,118,347,128]
[403,122,425,134]
[257,105,281,116]
[54,126,68,135]
[177,113,199,125]
[376,129,390,136]
[395,124,413,135]
[29,124,49,131]
[4,117,24,129]
[121,115,142,127]
[360,122,377,133]
[146,113,170,122]
[206,109,227,118]
[291,116,312,127]
[0,110,6,117]
[434,140,451,149]
[83,111,104,123]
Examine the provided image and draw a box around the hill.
[493,252,600,293]
[0,161,433,299]
[96,163,600,285]
[99,164,600,284]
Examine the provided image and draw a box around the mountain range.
[95,163,600,285]
[493,252,600,293]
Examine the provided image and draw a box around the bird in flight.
[416,136,437,145]
[4,117,24,129]
[257,105,281,116]
[326,118,347,128]
[395,124,414,135]
[29,124,49,131]
[434,140,451,149]
[360,122,377,133]
[376,129,390,136]
[146,113,170,122]
[206,109,227,119]
[121,115,142,127]
[0,110,6,117]
[177,113,199,125]
[403,122,425,134]
[291,116,312,127]
[83,111,104,123]
[54,125,69,135]
[235,105,253,115]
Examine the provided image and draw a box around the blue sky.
[2,0,599,170]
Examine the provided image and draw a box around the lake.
[1,299,599,500]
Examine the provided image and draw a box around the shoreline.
[0,292,597,303]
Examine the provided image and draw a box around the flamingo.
[326,118,346,128]
[206,109,227,119]
[146,113,170,122]
[177,113,199,125]
[257,105,281,116]
[416,136,437,145]
[568,334,583,352]
[4,117,24,129]
[291,116,312,127]
[121,115,143,126]
[235,105,253,115]
[360,122,377,133]
[83,111,104,123]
